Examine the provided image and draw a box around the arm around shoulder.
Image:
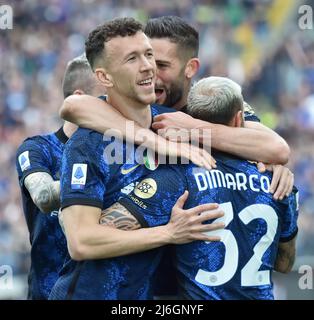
[244,121,290,165]
[59,94,128,134]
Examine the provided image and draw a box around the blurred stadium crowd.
[0,0,313,298]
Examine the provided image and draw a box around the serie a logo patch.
[71,164,87,190]
[18,151,31,172]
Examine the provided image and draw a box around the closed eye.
[157,63,169,69]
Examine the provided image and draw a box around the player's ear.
[95,68,113,88]
[234,110,244,128]
[73,89,84,95]
[185,58,200,79]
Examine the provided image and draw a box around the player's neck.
[107,94,152,128]
[63,121,78,138]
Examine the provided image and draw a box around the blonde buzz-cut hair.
[187,76,244,125]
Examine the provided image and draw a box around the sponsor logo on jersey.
[18,151,31,172]
[121,182,138,195]
[129,195,147,210]
[134,178,157,199]
[121,164,140,175]
[71,164,87,190]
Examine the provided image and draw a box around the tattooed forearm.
[99,203,141,231]
[24,172,60,213]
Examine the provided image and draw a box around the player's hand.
[153,112,197,133]
[153,112,204,143]
[154,135,216,171]
[166,191,224,244]
[156,127,191,142]
[257,162,294,200]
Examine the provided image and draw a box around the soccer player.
[104,76,298,299]
[15,55,105,299]
[49,18,224,300]
[57,16,294,298]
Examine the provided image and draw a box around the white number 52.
[195,202,278,287]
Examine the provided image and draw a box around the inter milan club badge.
[143,148,159,171]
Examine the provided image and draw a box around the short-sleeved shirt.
[49,104,175,300]
[119,152,299,300]
[153,105,261,297]
[16,127,68,299]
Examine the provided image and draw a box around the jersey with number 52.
[119,152,299,300]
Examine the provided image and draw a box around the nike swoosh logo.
[121,164,140,175]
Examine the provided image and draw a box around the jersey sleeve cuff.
[61,198,103,210]
[118,198,149,228]
[280,227,298,243]
[19,168,52,187]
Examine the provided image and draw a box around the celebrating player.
[103,76,299,299]
[49,18,224,300]
[57,16,294,298]
[15,55,105,299]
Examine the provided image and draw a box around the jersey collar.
[55,126,69,144]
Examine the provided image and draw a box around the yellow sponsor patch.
[134,178,157,199]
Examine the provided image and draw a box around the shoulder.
[66,128,103,149]
[281,186,299,207]
[17,134,49,150]
[63,128,108,168]
[243,102,260,122]
[16,134,54,179]
[16,133,53,160]
[213,152,265,176]
[69,127,102,140]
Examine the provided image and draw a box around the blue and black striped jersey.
[16,127,68,300]
[119,153,298,300]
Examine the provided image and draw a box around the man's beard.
[163,80,184,108]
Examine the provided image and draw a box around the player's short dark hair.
[85,17,144,70]
[144,16,199,60]
[62,54,97,98]
[187,77,243,125]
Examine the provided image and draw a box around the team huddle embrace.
[16,16,298,300]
